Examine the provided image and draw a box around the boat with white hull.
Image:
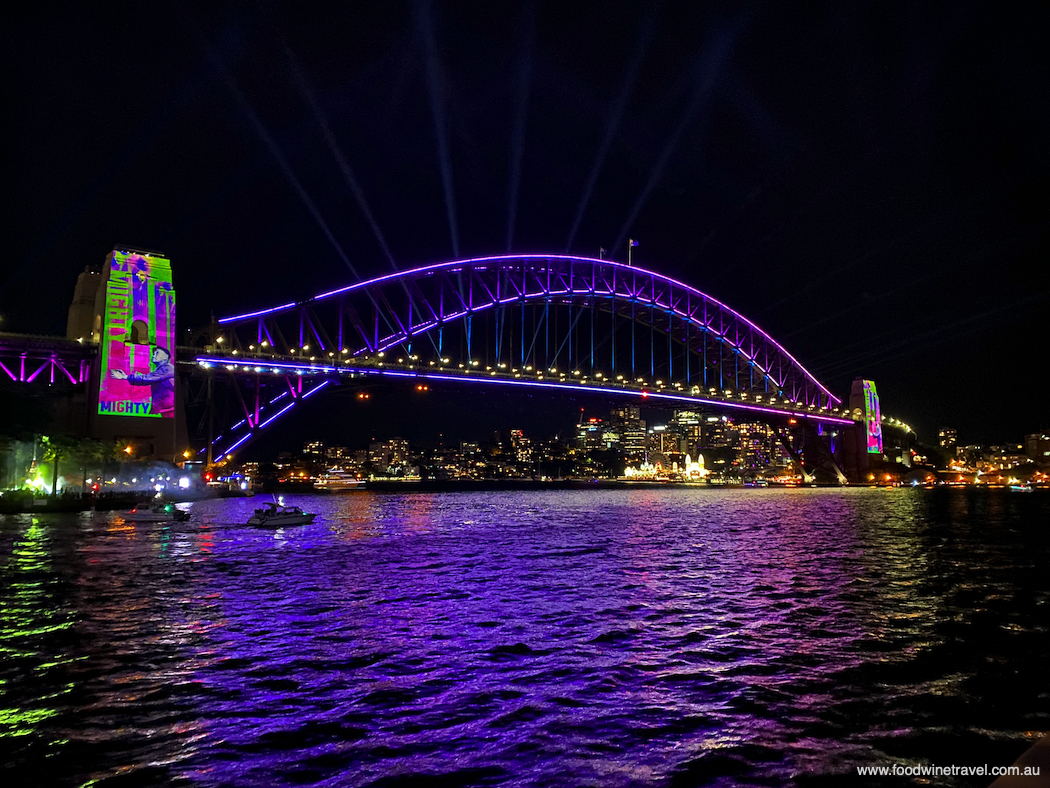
[314,469,365,492]
[247,502,316,527]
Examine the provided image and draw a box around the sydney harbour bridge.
[1,253,899,482]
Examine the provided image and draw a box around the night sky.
[5,2,1048,448]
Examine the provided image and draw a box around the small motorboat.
[122,499,191,522]
[247,501,317,527]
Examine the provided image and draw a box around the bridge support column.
[88,248,185,461]
[778,422,847,485]
[839,422,871,484]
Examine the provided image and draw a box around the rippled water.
[2,488,1048,787]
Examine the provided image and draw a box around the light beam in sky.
[415,0,460,258]
[564,11,656,254]
[283,42,399,271]
[194,25,360,279]
[506,1,536,252]
[613,20,743,255]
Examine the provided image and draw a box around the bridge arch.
[197,255,844,460]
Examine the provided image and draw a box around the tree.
[40,435,79,496]
[68,438,114,493]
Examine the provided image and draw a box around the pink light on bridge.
[215,254,840,406]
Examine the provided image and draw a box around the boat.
[247,501,317,527]
[314,469,365,492]
[1009,483,1034,493]
[122,499,190,522]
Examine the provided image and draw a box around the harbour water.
[2,488,1048,786]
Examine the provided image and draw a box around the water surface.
[2,488,1048,786]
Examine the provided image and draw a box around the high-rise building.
[648,425,682,454]
[326,445,349,461]
[737,422,775,469]
[670,410,703,455]
[610,406,646,458]
[1025,433,1050,462]
[939,428,958,449]
[369,438,410,472]
[577,416,606,451]
[510,429,534,463]
[700,415,735,448]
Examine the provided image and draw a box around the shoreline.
[1,480,1039,514]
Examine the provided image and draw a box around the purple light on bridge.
[301,380,330,400]
[217,302,298,323]
[208,378,332,457]
[213,254,840,405]
[195,361,852,428]
[222,433,253,455]
[258,402,296,430]
[380,370,855,426]
[368,291,793,399]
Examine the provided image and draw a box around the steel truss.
[194,255,847,460]
[0,334,92,386]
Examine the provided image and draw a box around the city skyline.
[242,388,1042,468]
[238,373,1039,464]
[226,408,1047,494]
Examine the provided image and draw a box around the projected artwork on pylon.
[862,379,883,454]
[97,250,177,418]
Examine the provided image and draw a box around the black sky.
[4,1,1048,447]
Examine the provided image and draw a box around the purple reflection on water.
[175,492,878,785]
[4,488,1048,787]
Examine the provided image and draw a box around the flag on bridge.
[629,239,639,247]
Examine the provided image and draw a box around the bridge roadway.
[190,348,857,427]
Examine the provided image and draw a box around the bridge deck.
[190,351,856,426]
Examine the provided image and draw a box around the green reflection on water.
[0,519,75,742]
[0,705,59,737]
